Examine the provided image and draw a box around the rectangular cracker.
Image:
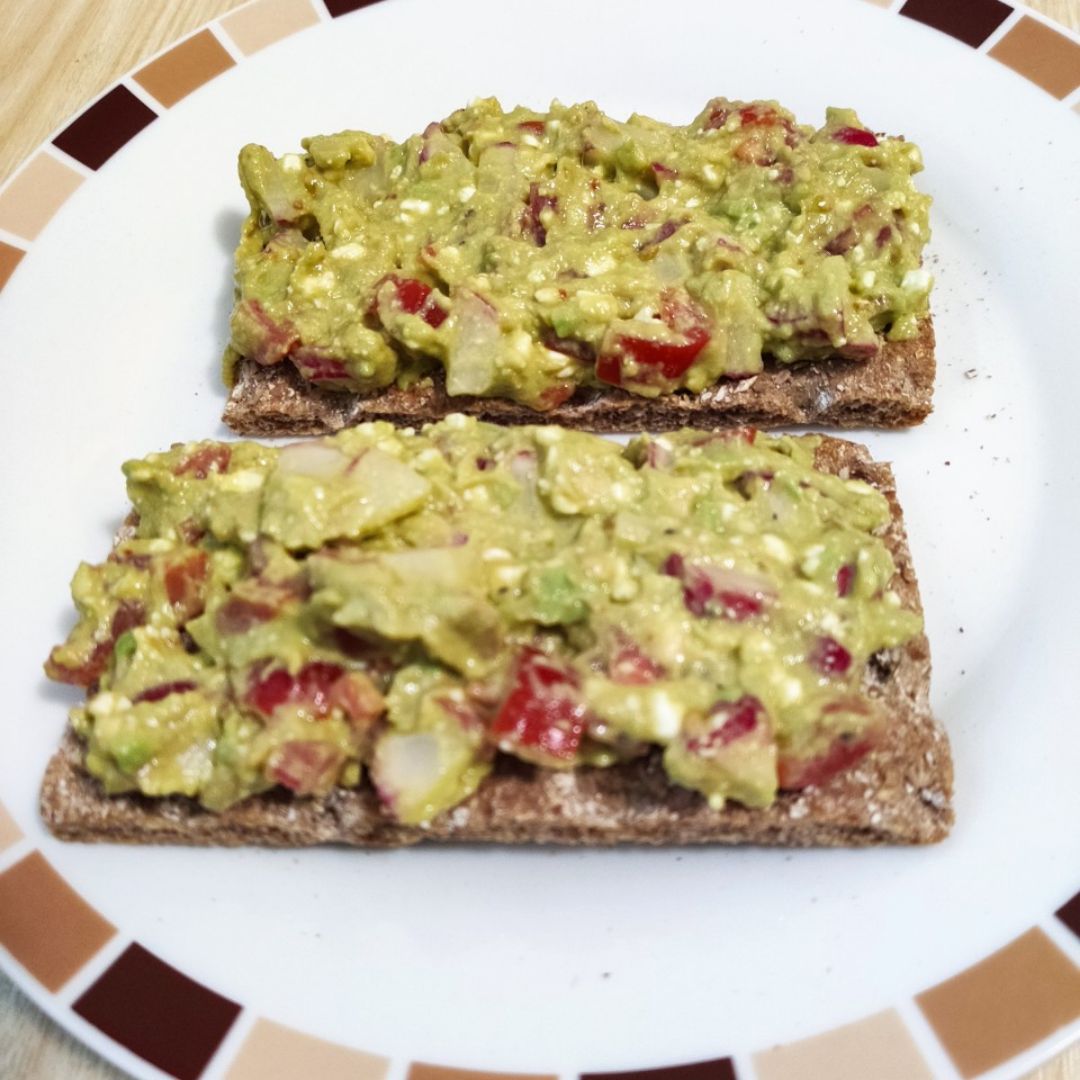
[222,319,934,438]
[40,435,952,847]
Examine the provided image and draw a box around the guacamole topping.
[46,418,921,824]
[227,98,931,410]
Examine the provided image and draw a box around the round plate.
[1,1,1079,1078]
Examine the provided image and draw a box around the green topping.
[46,417,922,822]
[228,98,931,409]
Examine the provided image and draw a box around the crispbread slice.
[222,319,934,437]
[40,436,953,847]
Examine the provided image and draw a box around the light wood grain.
[0,1,1077,1077]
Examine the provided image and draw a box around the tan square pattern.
[0,851,115,992]
[917,928,1080,1078]
[989,16,1080,99]
[0,153,83,241]
[0,798,21,852]
[134,29,235,108]
[227,1018,389,1080]
[754,1009,933,1080]
[409,1065,556,1080]
[221,0,320,57]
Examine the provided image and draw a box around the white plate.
[0,1,1078,1078]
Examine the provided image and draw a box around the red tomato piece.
[132,680,198,705]
[376,275,448,328]
[608,637,665,685]
[596,294,711,386]
[836,563,856,598]
[164,551,209,621]
[686,696,764,752]
[832,126,879,148]
[492,647,588,763]
[246,660,346,718]
[778,733,875,790]
[173,445,231,480]
[45,600,146,688]
[215,596,279,635]
[267,741,344,795]
[292,349,351,383]
[809,636,852,676]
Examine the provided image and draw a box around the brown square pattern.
[134,29,235,109]
[899,0,1013,48]
[916,928,1080,1078]
[52,85,157,171]
[0,851,114,992]
[581,1059,736,1080]
[989,16,1080,99]
[74,942,241,1080]
[325,0,385,15]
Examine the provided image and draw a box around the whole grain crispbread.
[39,437,953,847]
[222,319,934,437]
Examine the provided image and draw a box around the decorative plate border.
[0,1,1079,1077]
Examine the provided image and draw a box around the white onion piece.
[276,441,351,479]
[372,732,442,806]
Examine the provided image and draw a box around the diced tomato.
[836,563,856,598]
[132,680,198,705]
[596,290,711,386]
[778,732,875,790]
[701,101,731,130]
[518,120,546,136]
[418,121,444,164]
[686,696,764,752]
[875,225,893,247]
[177,519,206,545]
[292,349,351,383]
[267,740,344,795]
[608,637,665,685]
[809,636,853,676]
[173,445,231,480]
[164,551,209,621]
[637,217,688,253]
[833,126,878,148]
[662,555,771,620]
[535,384,575,411]
[651,161,678,180]
[492,647,588,763]
[373,275,447,328]
[739,104,783,127]
[246,660,346,718]
[108,548,152,570]
[523,183,558,247]
[45,600,146,688]
[239,299,300,366]
[825,226,857,256]
[215,596,279,635]
[329,671,386,731]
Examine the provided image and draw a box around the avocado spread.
[226,98,931,410]
[46,418,920,824]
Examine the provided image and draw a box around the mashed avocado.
[46,418,921,824]
[227,98,931,409]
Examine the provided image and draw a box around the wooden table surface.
[1,1,1077,1077]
